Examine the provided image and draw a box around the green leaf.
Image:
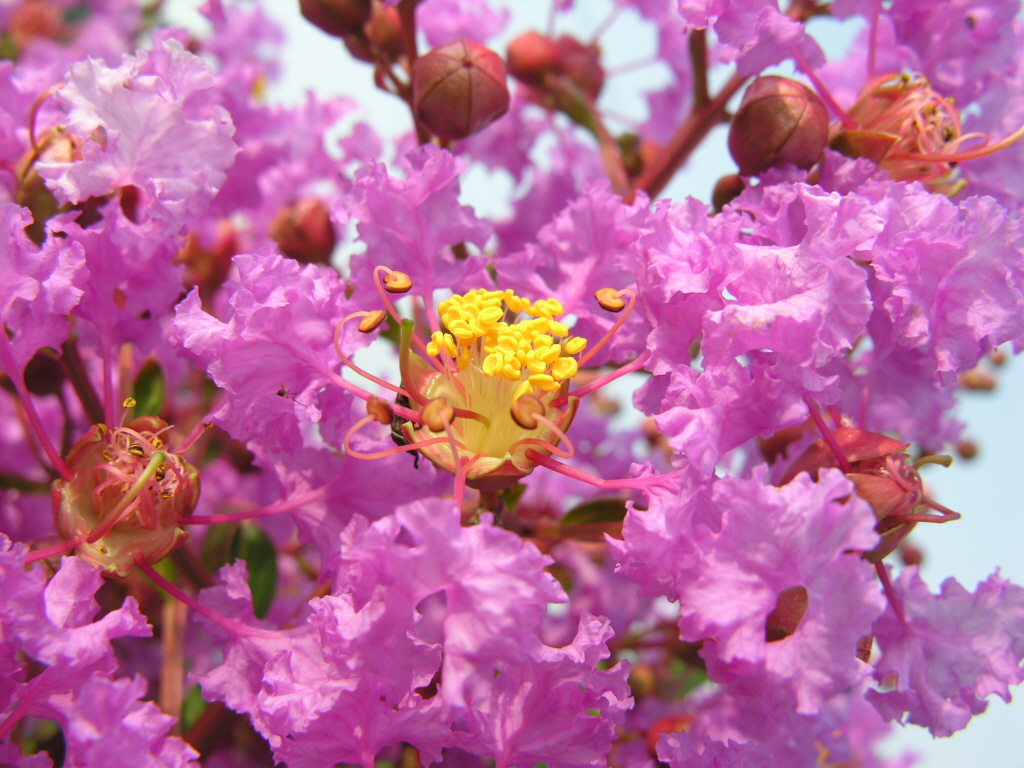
[230,524,277,619]
[132,359,166,418]
[498,483,527,515]
[560,498,628,525]
[200,522,240,572]
[181,685,208,732]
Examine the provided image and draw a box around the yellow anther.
[426,331,444,357]
[513,380,533,403]
[564,337,587,355]
[505,293,527,313]
[549,321,570,337]
[526,355,548,375]
[457,347,471,370]
[528,373,560,392]
[422,397,455,432]
[483,352,503,376]
[538,346,561,365]
[551,357,578,381]
[366,396,393,425]
[595,287,626,312]
[383,271,413,294]
[123,397,137,409]
[479,306,504,324]
[358,310,387,333]
[533,335,554,349]
[442,334,458,358]
[502,362,521,380]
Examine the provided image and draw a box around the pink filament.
[556,350,651,408]
[525,449,688,491]
[334,312,411,398]
[874,561,911,634]
[578,289,637,367]
[185,488,326,525]
[136,557,277,639]
[342,414,458,460]
[791,47,858,130]
[509,414,575,459]
[25,536,83,563]
[373,266,441,370]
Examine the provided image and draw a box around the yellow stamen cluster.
[425,289,588,401]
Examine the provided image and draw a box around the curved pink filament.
[578,289,637,367]
[525,449,688,490]
[509,413,575,460]
[791,47,858,130]
[25,536,83,563]
[136,557,277,639]
[185,488,326,525]
[334,313,411,398]
[343,414,458,460]
[886,120,1024,164]
[556,350,650,408]
[373,266,441,371]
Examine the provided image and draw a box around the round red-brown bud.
[299,0,372,38]
[712,173,746,213]
[412,38,510,141]
[956,440,979,460]
[554,35,604,101]
[728,76,829,177]
[363,0,402,60]
[765,585,809,642]
[507,30,561,86]
[269,197,337,265]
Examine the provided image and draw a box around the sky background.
[163,2,1024,765]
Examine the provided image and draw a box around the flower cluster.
[1,1,1024,767]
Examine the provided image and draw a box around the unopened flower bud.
[363,0,402,60]
[9,0,63,50]
[728,76,829,176]
[53,418,200,576]
[712,173,745,213]
[956,440,978,460]
[554,35,604,101]
[899,542,924,567]
[412,38,510,141]
[299,0,371,38]
[269,197,337,265]
[507,30,561,86]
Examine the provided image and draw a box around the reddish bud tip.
[553,35,604,101]
[363,0,402,60]
[507,30,561,86]
[728,76,829,176]
[412,38,510,141]
[269,197,337,265]
[899,542,924,566]
[299,0,372,38]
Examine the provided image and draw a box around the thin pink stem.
[509,414,575,459]
[101,318,116,427]
[867,0,880,80]
[525,449,688,490]
[135,557,277,639]
[25,537,82,563]
[185,488,327,525]
[0,332,74,481]
[827,405,843,429]
[791,47,858,130]
[555,350,650,407]
[0,670,49,741]
[453,454,485,512]
[342,414,458,460]
[605,57,659,77]
[578,290,636,367]
[804,397,854,474]
[874,561,911,634]
[590,1,625,43]
[174,420,210,454]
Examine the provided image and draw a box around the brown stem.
[630,72,746,201]
[396,0,432,145]
[159,597,188,733]
[689,29,709,108]
[61,336,105,425]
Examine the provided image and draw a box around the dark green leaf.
[132,359,166,418]
[200,522,240,572]
[560,498,628,525]
[181,685,208,732]
[230,524,277,619]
